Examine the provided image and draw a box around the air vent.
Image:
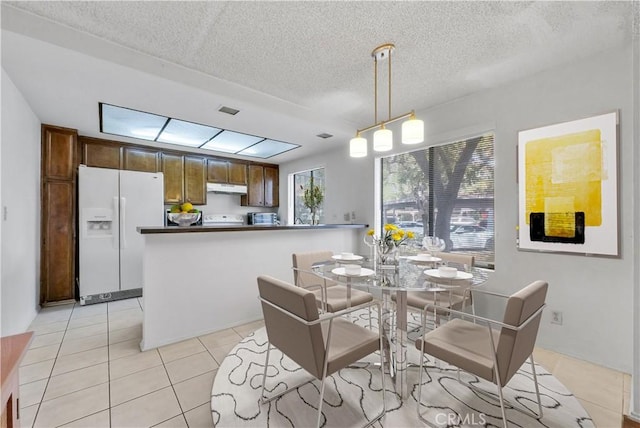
[218,106,240,115]
[316,133,333,139]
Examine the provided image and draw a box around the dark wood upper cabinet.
[162,154,184,204]
[207,159,228,183]
[242,164,279,207]
[123,147,160,173]
[82,142,121,169]
[264,166,279,207]
[228,162,247,185]
[207,159,247,185]
[43,126,76,180]
[184,156,206,205]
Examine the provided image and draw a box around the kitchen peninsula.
[137,224,367,350]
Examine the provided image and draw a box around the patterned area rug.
[211,312,594,427]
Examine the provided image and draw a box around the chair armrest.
[468,288,511,299]
[422,302,546,331]
[259,297,379,326]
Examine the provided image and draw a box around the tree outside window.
[381,134,495,267]
[293,168,325,225]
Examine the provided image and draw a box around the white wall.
[280,44,635,373]
[1,68,41,335]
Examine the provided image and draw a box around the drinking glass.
[423,236,445,256]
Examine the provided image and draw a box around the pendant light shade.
[402,115,424,145]
[373,126,393,152]
[349,135,367,157]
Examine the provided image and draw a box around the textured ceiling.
[1,1,634,162]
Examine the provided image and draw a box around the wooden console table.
[1,332,34,428]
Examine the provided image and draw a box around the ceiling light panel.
[101,103,167,141]
[100,103,300,159]
[237,139,300,158]
[201,130,263,153]
[157,119,221,147]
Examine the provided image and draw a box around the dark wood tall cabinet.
[241,164,279,207]
[40,125,77,305]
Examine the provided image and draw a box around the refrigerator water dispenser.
[83,208,113,237]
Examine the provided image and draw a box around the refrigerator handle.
[120,197,127,249]
[112,197,119,249]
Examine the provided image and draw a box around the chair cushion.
[405,290,466,310]
[323,318,379,376]
[415,318,500,382]
[312,285,373,312]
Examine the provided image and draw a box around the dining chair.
[415,280,548,427]
[257,275,386,428]
[292,251,373,313]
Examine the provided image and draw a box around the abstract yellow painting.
[518,112,618,256]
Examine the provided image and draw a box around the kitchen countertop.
[137,223,369,234]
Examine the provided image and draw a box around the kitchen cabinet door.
[83,142,121,169]
[228,162,247,185]
[41,181,75,303]
[245,165,265,206]
[207,159,228,183]
[40,125,77,305]
[162,154,184,204]
[264,166,279,207]
[184,156,206,205]
[123,147,160,172]
[42,126,76,180]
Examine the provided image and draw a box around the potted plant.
[301,177,324,225]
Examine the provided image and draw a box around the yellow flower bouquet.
[365,224,415,268]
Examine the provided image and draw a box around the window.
[380,134,495,267]
[292,168,325,225]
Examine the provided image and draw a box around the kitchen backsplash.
[165,193,277,220]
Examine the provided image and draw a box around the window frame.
[288,166,326,225]
[376,133,495,269]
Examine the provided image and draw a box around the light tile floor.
[18,298,629,427]
[19,298,263,428]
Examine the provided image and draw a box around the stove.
[202,214,245,226]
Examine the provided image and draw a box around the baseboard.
[624,414,640,428]
[80,288,142,305]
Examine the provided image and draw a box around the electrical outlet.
[551,310,563,325]
[344,213,350,221]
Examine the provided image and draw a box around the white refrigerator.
[79,165,164,305]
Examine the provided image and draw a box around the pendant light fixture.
[349,43,424,157]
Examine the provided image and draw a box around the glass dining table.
[310,254,489,399]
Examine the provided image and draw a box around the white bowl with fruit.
[168,203,201,226]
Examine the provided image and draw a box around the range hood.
[206,182,248,194]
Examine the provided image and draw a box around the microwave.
[248,212,278,225]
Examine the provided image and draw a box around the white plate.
[424,269,473,280]
[331,254,364,261]
[331,267,375,277]
[407,255,442,263]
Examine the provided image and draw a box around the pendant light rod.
[356,110,416,135]
[374,47,378,125]
[388,43,392,121]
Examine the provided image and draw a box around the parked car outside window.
[450,216,477,226]
[450,225,494,250]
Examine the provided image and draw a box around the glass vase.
[376,242,399,270]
